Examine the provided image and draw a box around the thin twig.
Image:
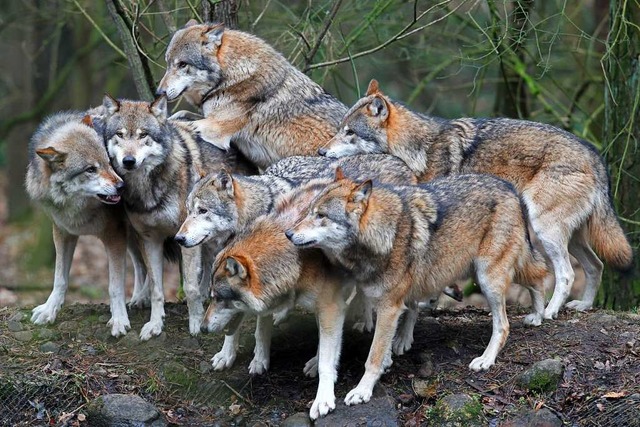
[303,0,344,72]
[72,0,126,58]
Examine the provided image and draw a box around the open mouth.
[97,194,121,204]
[293,239,317,248]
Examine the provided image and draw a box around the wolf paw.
[211,349,236,371]
[303,356,319,377]
[344,386,373,406]
[31,303,61,325]
[523,313,543,327]
[272,309,290,326]
[468,356,495,372]
[310,392,336,420]
[108,316,131,337]
[392,333,414,356]
[565,300,593,312]
[543,307,559,320]
[128,294,150,309]
[189,315,203,336]
[139,320,163,340]
[248,355,269,375]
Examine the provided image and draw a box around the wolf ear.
[334,166,346,181]
[203,24,224,48]
[349,180,373,205]
[81,115,94,128]
[185,19,199,28]
[150,95,168,120]
[368,96,388,120]
[214,170,234,195]
[102,94,120,115]
[366,79,380,96]
[36,146,67,167]
[226,256,247,279]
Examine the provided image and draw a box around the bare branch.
[303,0,344,72]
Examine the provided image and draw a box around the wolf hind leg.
[392,301,418,355]
[566,225,603,311]
[31,225,77,325]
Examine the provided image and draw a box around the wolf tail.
[588,192,633,272]
[515,242,549,287]
[163,238,182,264]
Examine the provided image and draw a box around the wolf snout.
[318,147,327,156]
[174,234,187,246]
[122,156,137,169]
[115,180,125,193]
[285,229,294,240]
[156,87,167,97]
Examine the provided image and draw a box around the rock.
[592,313,617,324]
[86,393,166,426]
[418,357,434,378]
[13,331,33,342]
[8,320,23,332]
[281,412,312,427]
[517,359,564,392]
[504,408,562,427]
[98,314,111,323]
[425,393,484,427]
[180,337,200,350]
[37,328,57,340]
[39,341,60,353]
[398,393,414,405]
[412,378,437,399]
[58,320,79,332]
[8,311,25,322]
[120,330,140,347]
[199,361,213,374]
[315,395,397,427]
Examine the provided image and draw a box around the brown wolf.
[287,172,549,411]
[157,20,347,169]
[321,79,632,319]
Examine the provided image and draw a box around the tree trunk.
[602,0,640,309]
[202,0,238,28]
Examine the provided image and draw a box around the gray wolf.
[320,79,632,319]
[26,111,139,337]
[101,94,250,339]
[287,172,549,413]
[156,20,347,169]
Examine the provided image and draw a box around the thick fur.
[157,21,347,169]
[321,80,632,318]
[26,111,141,337]
[101,95,248,339]
[287,174,549,412]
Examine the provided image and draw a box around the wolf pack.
[26,20,633,420]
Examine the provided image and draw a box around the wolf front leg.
[127,231,149,308]
[310,289,348,420]
[181,246,205,335]
[344,299,403,406]
[31,224,78,325]
[103,228,131,337]
[139,238,166,340]
[248,314,273,375]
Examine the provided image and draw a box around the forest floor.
[1,302,639,426]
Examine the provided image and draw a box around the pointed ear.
[185,19,199,28]
[368,96,388,119]
[349,180,372,205]
[366,79,380,96]
[81,115,94,128]
[203,24,224,48]
[214,169,234,194]
[103,94,120,115]
[335,166,346,181]
[226,256,247,279]
[150,95,168,120]
[36,146,67,166]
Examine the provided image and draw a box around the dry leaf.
[229,403,241,415]
[597,402,605,412]
[77,413,86,422]
[594,361,605,370]
[603,391,625,399]
[535,401,544,411]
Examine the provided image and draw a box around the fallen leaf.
[597,402,605,412]
[603,391,626,399]
[535,401,544,410]
[594,361,605,370]
[77,413,86,422]
[229,403,241,415]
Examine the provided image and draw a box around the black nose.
[122,156,136,169]
[200,323,208,333]
[156,88,166,96]
[115,181,125,193]
[285,230,294,240]
[174,235,187,246]
[318,147,327,156]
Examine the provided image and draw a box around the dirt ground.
[1,302,639,426]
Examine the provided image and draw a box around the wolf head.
[175,170,238,248]
[34,115,123,205]
[209,218,301,315]
[157,20,225,104]
[102,95,172,176]
[286,167,371,250]
[320,79,390,158]
[201,298,244,334]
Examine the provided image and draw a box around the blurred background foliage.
[0,0,637,309]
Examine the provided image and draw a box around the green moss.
[425,394,484,426]
[526,370,558,392]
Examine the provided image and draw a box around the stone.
[86,393,166,426]
[504,408,562,427]
[412,378,437,399]
[425,393,484,427]
[8,311,25,322]
[8,320,23,332]
[199,361,213,374]
[517,359,564,392]
[13,331,33,342]
[37,328,57,340]
[592,313,617,324]
[281,412,312,427]
[98,314,111,323]
[315,395,397,427]
[58,320,79,332]
[39,341,60,353]
[398,393,414,405]
[120,330,140,347]
[418,358,434,378]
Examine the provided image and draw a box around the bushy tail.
[163,238,182,264]
[515,242,549,287]
[588,197,633,272]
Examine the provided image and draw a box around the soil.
[1,303,639,426]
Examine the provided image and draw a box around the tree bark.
[202,0,238,28]
[602,0,640,309]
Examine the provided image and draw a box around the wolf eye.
[178,61,188,69]
[198,208,208,215]
[345,128,355,136]
[85,166,97,174]
[139,131,148,139]
[115,131,124,138]
[315,212,326,220]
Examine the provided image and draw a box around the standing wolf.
[321,79,633,319]
[287,173,549,414]
[157,20,347,169]
[26,112,134,337]
[101,94,250,339]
